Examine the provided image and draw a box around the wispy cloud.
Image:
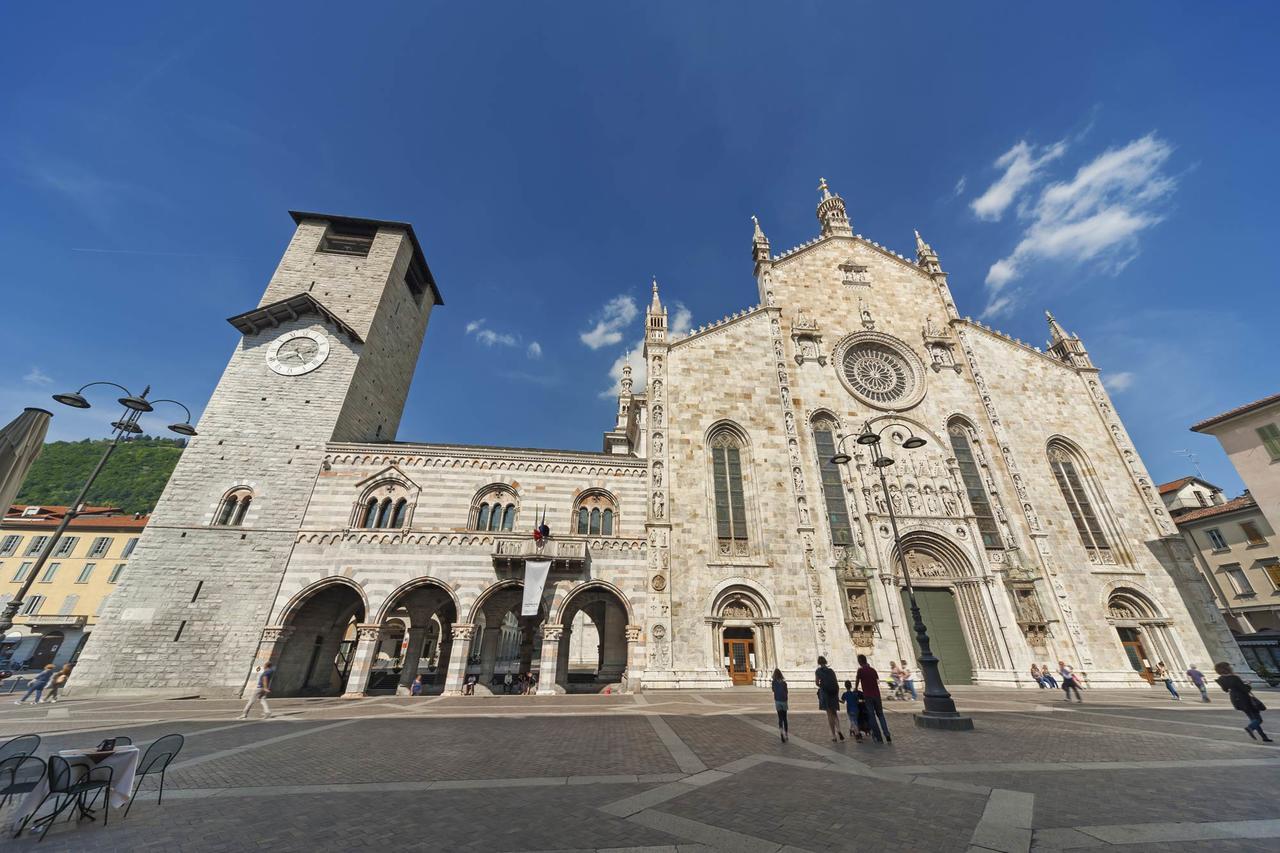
[526,341,542,359]
[580,296,639,349]
[977,133,1177,316]
[970,139,1067,221]
[464,318,539,355]
[23,367,53,386]
[1103,371,1136,392]
[953,175,967,197]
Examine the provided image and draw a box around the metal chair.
[0,754,45,814]
[123,733,183,819]
[14,754,114,841]
[0,735,42,812]
[109,736,132,746]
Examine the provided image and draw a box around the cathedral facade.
[71,186,1252,698]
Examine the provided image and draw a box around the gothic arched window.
[948,420,1003,550]
[501,504,516,531]
[477,503,491,531]
[573,490,619,536]
[361,498,379,528]
[811,419,853,545]
[710,427,749,548]
[391,498,408,528]
[472,485,519,532]
[1048,440,1114,561]
[214,487,254,527]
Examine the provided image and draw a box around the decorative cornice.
[325,441,647,471]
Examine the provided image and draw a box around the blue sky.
[2,3,1277,493]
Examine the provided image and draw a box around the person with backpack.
[814,656,844,742]
[1215,662,1271,742]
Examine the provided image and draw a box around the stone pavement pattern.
[0,686,1277,852]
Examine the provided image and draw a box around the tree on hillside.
[13,436,185,515]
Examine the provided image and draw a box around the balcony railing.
[492,537,589,570]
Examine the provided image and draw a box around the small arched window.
[375,498,393,528]
[477,503,491,531]
[214,488,254,527]
[391,498,408,528]
[501,504,516,531]
[1048,441,1114,560]
[362,498,379,528]
[948,421,1003,550]
[709,427,749,546]
[472,486,518,531]
[572,490,619,537]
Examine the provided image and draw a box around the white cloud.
[600,345,645,399]
[979,133,1176,316]
[670,302,692,336]
[23,367,53,386]
[465,318,518,348]
[1103,371,1136,392]
[970,139,1067,221]
[465,319,485,335]
[580,296,639,349]
[953,175,967,197]
[526,341,542,359]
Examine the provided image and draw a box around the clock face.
[267,330,329,376]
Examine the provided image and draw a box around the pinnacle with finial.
[818,177,831,199]
[1045,310,1069,343]
[752,214,767,243]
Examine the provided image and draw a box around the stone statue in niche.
[652,493,665,519]
[785,412,796,435]
[858,298,875,330]
[906,488,920,513]
[652,463,663,489]
[652,405,663,426]
[652,357,663,377]
[766,290,776,306]
[873,488,886,514]
[846,589,871,622]
[652,433,663,455]
[941,489,958,516]
[798,498,811,525]
[925,488,939,514]
[652,380,663,399]
[792,467,804,491]
[889,486,903,512]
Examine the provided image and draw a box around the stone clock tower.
[73,212,441,696]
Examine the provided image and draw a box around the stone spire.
[815,177,852,237]
[914,228,942,275]
[620,352,633,394]
[1045,310,1094,368]
[751,215,772,276]
[646,277,667,342]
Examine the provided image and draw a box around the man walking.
[855,654,891,743]
[1058,660,1083,703]
[13,665,55,705]
[1186,664,1211,702]
[240,662,275,720]
[899,660,917,701]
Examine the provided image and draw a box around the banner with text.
[522,558,552,616]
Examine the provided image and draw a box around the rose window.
[836,334,926,409]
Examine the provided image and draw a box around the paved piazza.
[2,686,1277,852]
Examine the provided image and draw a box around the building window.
[54,536,78,557]
[1262,560,1280,590]
[1206,528,1229,550]
[471,487,517,532]
[121,537,139,558]
[1257,423,1280,461]
[108,564,125,583]
[318,224,376,257]
[0,535,18,557]
[23,536,48,557]
[21,595,44,615]
[1241,521,1266,546]
[215,489,254,527]
[812,421,853,546]
[710,428,749,547]
[77,563,96,584]
[12,562,33,582]
[1222,565,1255,596]
[40,562,60,583]
[59,594,79,616]
[949,422,1004,550]
[359,495,409,530]
[573,490,618,536]
[1195,491,1208,507]
[88,537,112,558]
[1047,443,1112,559]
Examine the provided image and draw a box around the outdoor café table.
[11,745,141,833]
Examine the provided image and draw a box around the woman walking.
[771,669,789,742]
[1057,660,1083,703]
[13,664,55,705]
[43,664,72,703]
[1215,662,1271,742]
[1155,662,1180,700]
[815,656,844,742]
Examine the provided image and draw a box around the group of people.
[500,671,537,694]
[887,660,917,701]
[1030,660,1085,702]
[770,655,895,745]
[12,664,73,705]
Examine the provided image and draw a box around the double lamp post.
[831,417,974,731]
[0,382,197,640]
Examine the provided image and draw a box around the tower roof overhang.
[227,292,364,344]
[289,210,443,306]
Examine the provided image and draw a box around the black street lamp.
[832,417,974,731]
[0,383,197,639]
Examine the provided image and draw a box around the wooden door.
[725,638,755,685]
[1116,628,1154,683]
[901,589,974,685]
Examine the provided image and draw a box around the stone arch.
[553,580,634,692]
[551,579,635,624]
[272,578,368,697]
[708,580,779,687]
[374,576,461,624]
[366,577,461,695]
[277,576,369,627]
[1103,583,1183,682]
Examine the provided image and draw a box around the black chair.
[15,755,114,841]
[109,736,132,746]
[123,734,183,819]
[0,735,42,812]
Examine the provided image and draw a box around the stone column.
[242,626,293,699]
[443,623,476,694]
[623,624,642,692]
[397,627,429,695]
[536,624,563,695]
[341,624,384,699]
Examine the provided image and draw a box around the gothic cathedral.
[71,187,1250,698]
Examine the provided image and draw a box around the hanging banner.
[523,558,552,616]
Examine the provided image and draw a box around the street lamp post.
[832,418,974,731]
[0,382,196,640]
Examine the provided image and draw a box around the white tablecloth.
[12,745,141,830]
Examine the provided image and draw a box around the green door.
[901,588,974,685]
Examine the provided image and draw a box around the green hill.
[14,437,185,515]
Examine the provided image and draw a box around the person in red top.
[854,654,891,743]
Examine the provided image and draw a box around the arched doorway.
[273,582,366,696]
[891,533,1002,685]
[468,581,544,693]
[556,583,631,692]
[1106,588,1177,683]
[370,580,459,695]
[709,585,777,687]
[29,631,64,669]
